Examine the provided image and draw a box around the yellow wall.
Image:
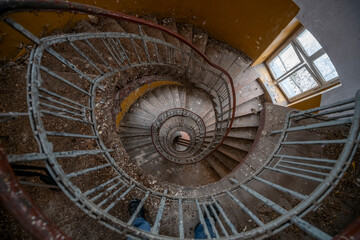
[289,95,322,110]
[0,0,298,61]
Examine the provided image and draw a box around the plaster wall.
[294,0,360,105]
[0,0,298,62]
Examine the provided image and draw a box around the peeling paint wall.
[0,0,298,61]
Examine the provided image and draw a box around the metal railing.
[0,1,359,239]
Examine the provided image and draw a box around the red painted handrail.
[0,147,71,240]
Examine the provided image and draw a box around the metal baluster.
[39,88,90,110]
[84,176,121,196]
[84,39,111,69]
[39,95,84,113]
[110,37,126,63]
[195,199,212,239]
[281,139,347,145]
[39,102,84,118]
[274,155,337,164]
[46,47,95,84]
[66,163,111,178]
[241,184,331,240]
[69,41,104,74]
[291,97,355,118]
[97,184,126,208]
[40,109,92,124]
[253,177,307,200]
[91,180,123,202]
[3,18,40,44]
[138,26,151,63]
[211,199,238,234]
[272,118,352,134]
[294,104,355,121]
[226,191,264,226]
[277,164,329,176]
[46,131,97,139]
[279,160,333,170]
[130,38,142,63]
[127,192,150,225]
[179,199,184,239]
[116,38,131,64]
[202,203,219,238]
[265,166,323,182]
[209,203,228,237]
[152,42,161,63]
[102,38,122,67]
[151,189,168,234]
[105,184,135,213]
[8,149,110,163]
[39,65,90,95]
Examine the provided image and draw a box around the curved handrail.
[0,147,71,240]
[0,0,236,154]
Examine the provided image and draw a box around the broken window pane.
[269,56,286,79]
[314,53,339,81]
[279,44,301,71]
[291,67,318,92]
[279,77,301,98]
[296,29,322,56]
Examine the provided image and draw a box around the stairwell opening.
[0,2,359,240]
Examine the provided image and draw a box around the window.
[267,28,339,101]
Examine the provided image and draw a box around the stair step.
[123,136,153,151]
[217,144,247,163]
[169,85,181,108]
[176,23,193,67]
[206,155,230,178]
[142,15,167,62]
[72,20,99,33]
[212,150,239,170]
[138,97,163,116]
[231,114,260,128]
[223,137,253,152]
[235,66,260,91]
[236,80,265,105]
[161,85,177,109]
[177,86,187,108]
[192,27,208,54]
[227,127,258,140]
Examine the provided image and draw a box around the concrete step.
[122,112,153,125]
[227,127,258,140]
[142,15,167,62]
[236,80,265,105]
[169,85,181,108]
[138,97,163,116]
[161,85,177,109]
[71,20,99,33]
[217,144,248,163]
[176,23,193,68]
[231,114,260,128]
[177,86,187,108]
[123,136,153,152]
[212,150,239,170]
[223,137,253,152]
[192,27,208,54]
[96,18,140,64]
[128,105,157,121]
[153,87,172,110]
[206,155,230,178]
[118,127,151,138]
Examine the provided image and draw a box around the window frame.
[266,27,340,102]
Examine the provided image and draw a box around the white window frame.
[266,27,340,102]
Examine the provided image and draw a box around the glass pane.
[296,29,322,56]
[279,77,301,98]
[291,67,318,92]
[314,54,339,81]
[279,44,301,71]
[269,56,286,79]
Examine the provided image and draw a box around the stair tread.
[206,155,230,178]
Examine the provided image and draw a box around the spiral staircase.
[0,1,359,240]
